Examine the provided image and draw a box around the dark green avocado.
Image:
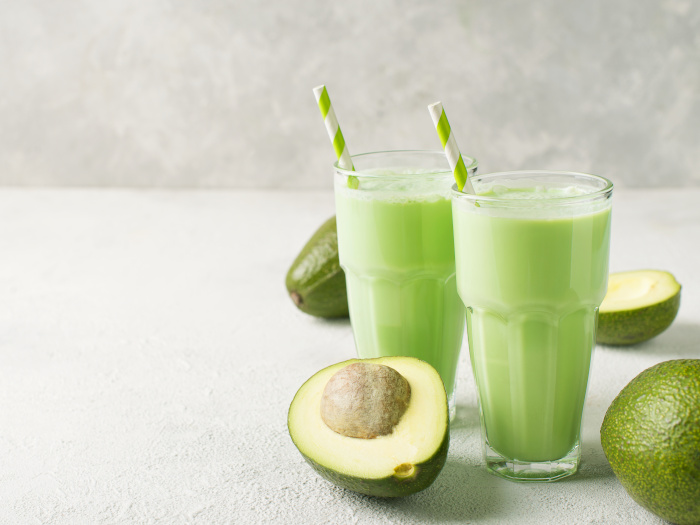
[285,216,348,318]
[601,359,700,525]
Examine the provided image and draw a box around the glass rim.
[451,170,613,206]
[334,149,478,179]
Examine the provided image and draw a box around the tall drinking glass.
[452,171,613,481]
[334,150,478,419]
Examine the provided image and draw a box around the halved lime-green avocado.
[601,359,700,525]
[597,270,681,345]
[288,356,449,498]
[285,216,348,318]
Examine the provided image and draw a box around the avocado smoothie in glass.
[334,151,477,419]
[452,171,613,481]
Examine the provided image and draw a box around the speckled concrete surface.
[1,188,697,524]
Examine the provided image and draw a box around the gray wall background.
[1,0,698,189]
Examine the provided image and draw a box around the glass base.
[483,439,580,482]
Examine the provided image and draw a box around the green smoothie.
[452,174,612,476]
[334,155,474,413]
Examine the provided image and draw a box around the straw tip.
[427,101,444,123]
[313,85,326,96]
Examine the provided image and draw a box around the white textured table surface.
[1,188,698,525]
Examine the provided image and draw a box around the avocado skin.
[601,359,700,525]
[299,431,449,498]
[285,216,349,318]
[597,290,680,345]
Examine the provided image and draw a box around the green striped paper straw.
[428,101,474,193]
[313,85,355,172]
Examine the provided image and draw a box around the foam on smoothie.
[479,184,589,199]
[458,179,610,219]
[335,167,453,203]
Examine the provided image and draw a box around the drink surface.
[335,172,465,401]
[453,184,612,462]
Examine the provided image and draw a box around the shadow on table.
[561,443,617,485]
[598,322,700,358]
[564,460,617,485]
[334,423,619,521]
[310,316,351,327]
[451,403,480,432]
[354,460,510,522]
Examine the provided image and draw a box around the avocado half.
[285,216,349,318]
[597,270,681,345]
[601,359,700,525]
[288,356,449,498]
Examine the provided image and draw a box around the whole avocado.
[286,216,349,318]
[601,359,700,525]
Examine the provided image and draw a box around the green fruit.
[288,356,449,497]
[597,270,681,345]
[285,216,348,318]
[601,359,700,525]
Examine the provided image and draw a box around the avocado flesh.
[601,359,700,525]
[288,356,449,497]
[285,216,349,318]
[597,270,681,345]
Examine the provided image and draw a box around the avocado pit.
[320,362,411,439]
